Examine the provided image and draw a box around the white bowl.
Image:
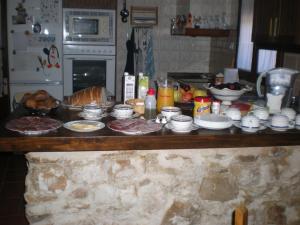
[224,108,241,121]
[281,108,296,121]
[271,114,289,128]
[252,108,269,121]
[113,104,133,118]
[194,114,233,130]
[161,106,181,121]
[170,115,193,131]
[206,85,251,104]
[241,115,260,129]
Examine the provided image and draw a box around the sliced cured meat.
[6,116,62,135]
[107,119,162,135]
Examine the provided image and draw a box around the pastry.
[65,86,106,106]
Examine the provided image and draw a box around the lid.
[147,88,155,95]
[124,72,129,76]
[194,96,211,102]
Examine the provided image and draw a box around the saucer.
[234,122,266,133]
[78,112,107,120]
[165,123,199,133]
[266,122,294,131]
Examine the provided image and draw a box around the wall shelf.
[172,28,231,37]
[185,28,230,37]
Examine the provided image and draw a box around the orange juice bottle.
[157,79,174,112]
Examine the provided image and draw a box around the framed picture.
[130,6,158,26]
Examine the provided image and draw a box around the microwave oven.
[63,8,115,45]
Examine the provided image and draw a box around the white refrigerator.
[7,0,63,110]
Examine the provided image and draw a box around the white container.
[123,73,136,103]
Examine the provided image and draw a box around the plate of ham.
[6,116,62,135]
[107,118,162,135]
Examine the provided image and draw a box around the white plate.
[234,122,266,133]
[165,123,200,133]
[194,114,233,130]
[110,112,140,119]
[64,120,105,132]
[78,112,108,120]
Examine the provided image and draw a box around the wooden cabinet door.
[276,0,296,43]
[252,0,277,42]
[252,0,297,44]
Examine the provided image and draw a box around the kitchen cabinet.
[252,0,297,45]
[63,0,116,9]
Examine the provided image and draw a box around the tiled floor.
[0,153,28,225]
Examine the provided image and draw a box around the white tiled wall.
[116,0,238,100]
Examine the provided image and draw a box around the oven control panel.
[63,45,116,55]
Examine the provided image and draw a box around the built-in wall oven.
[63,45,115,96]
[63,8,116,97]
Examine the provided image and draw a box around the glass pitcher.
[156,78,174,112]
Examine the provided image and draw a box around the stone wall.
[25,146,300,225]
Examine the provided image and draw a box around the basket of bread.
[63,86,113,109]
[21,90,60,115]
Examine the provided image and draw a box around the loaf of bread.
[65,86,106,106]
[22,90,58,110]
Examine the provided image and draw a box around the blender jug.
[256,68,299,113]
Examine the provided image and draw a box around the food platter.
[107,118,162,135]
[6,116,62,135]
[64,120,105,132]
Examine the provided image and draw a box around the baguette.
[65,86,106,106]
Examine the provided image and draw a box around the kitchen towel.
[144,29,155,79]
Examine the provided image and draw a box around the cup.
[252,107,269,121]
[280,108,296,121]
[271,114,289,128]
[224,108,241,121]
[241,115,260,129]
[295,114,300,126]
[161,106,181,121]
[224,68,239,84]
[113,104,133,118]
[83,103,102,117]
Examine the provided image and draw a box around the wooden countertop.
[0,106,300,152]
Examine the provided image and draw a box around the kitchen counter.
[0,106,300,152]
[2,106,300,225]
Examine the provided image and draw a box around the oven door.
[63,54,115,96]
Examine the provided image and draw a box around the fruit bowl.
[205,84,252,105]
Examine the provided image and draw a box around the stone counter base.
[25,146,300,225]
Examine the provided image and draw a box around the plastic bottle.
[144,88,157,120]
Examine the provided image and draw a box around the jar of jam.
[193,97,212,117]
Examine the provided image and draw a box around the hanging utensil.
[120,0,129,23]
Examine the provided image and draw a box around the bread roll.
[66,86,106,106]
[22,90,58,110]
